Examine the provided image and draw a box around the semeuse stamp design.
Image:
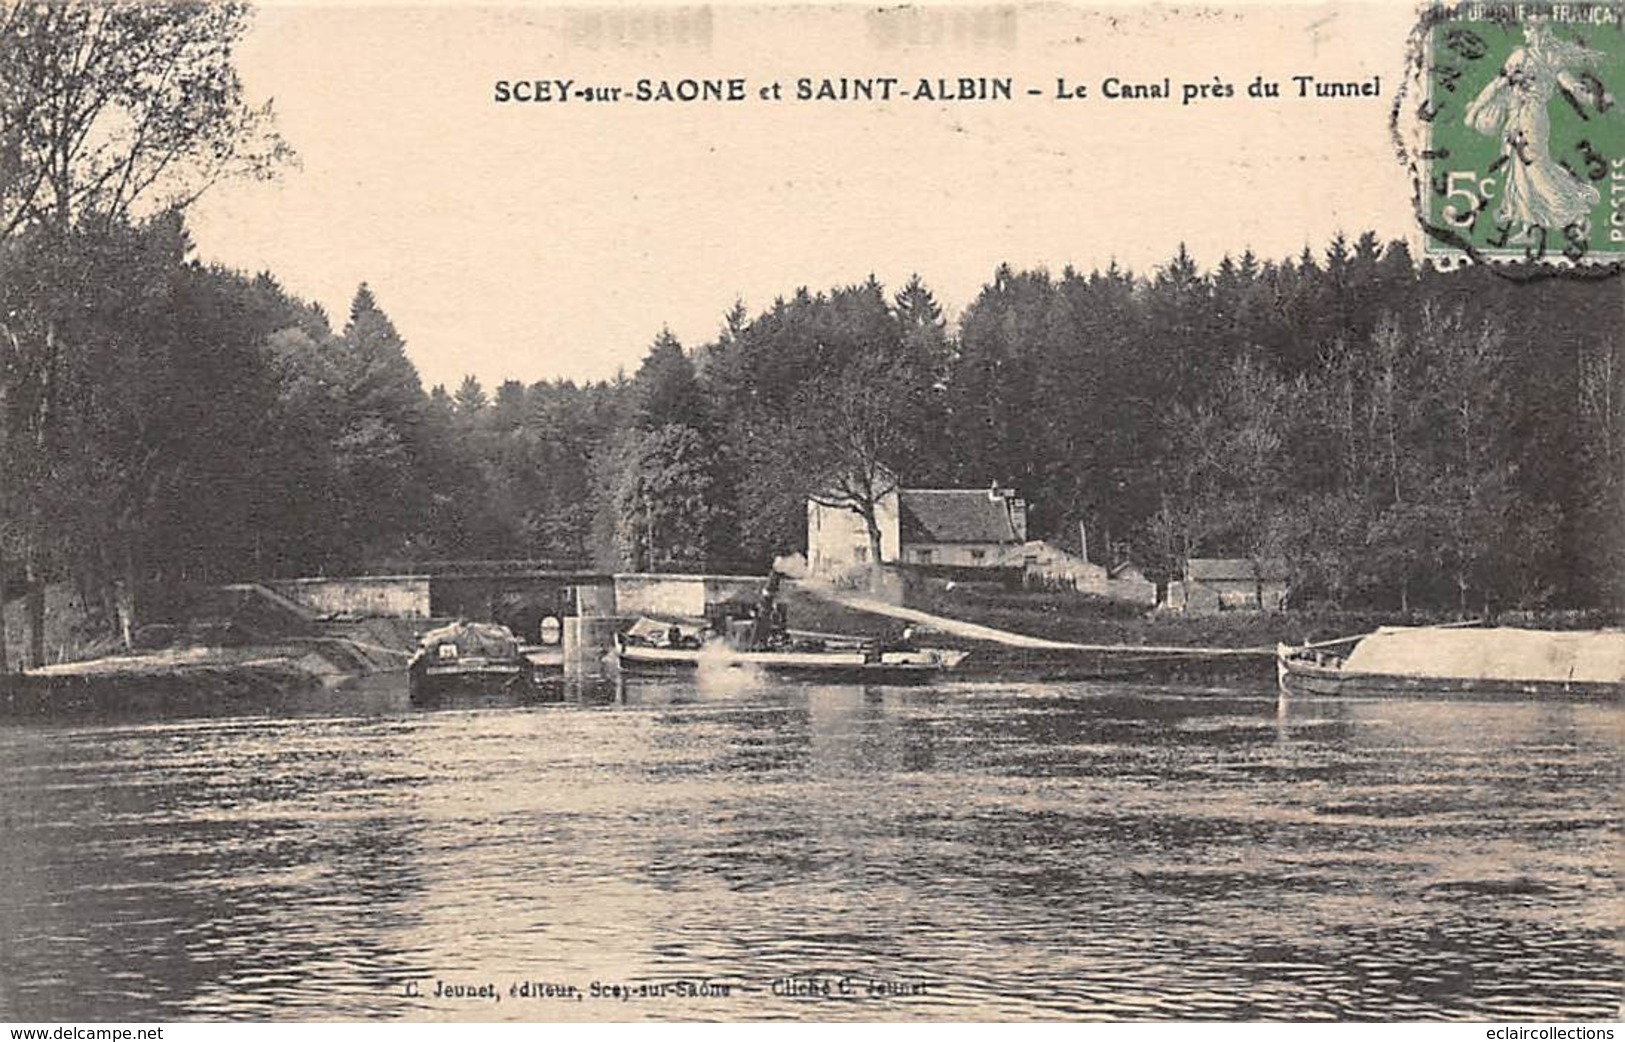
[1396,2,1624,271]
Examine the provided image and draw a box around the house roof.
[898,489,1022,545]
[1187,557,1290,582]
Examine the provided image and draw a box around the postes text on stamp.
[1400,2,1624,269]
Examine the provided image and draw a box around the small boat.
[615,633,967,682]
[615,569,966,683]
[409,620,556,699]
[614,616,966,683]
[1277,625,1625,698]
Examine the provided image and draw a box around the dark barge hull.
[408,661,566,701]
[409,664,522,698]
[1279,658,1623,700]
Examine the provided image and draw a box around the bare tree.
[792,353,925,581]
[0,1,288,235]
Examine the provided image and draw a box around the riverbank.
[777,582,1276,681]
[9,574,1616,709]
[0,583,417,715]
[1,635,411,716]
[780,579,1620,683]
[877,580,1612,649]
[782,579,1303,652]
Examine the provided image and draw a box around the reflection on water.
[0,676,1618,1021]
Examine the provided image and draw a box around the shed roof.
[1187,557,1290,582]
[898,489,1022,545]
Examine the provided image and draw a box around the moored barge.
[1277,626,1625,698]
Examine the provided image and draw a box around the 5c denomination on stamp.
[1396,2,1623,270]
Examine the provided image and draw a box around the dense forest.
[1,4,1620,669]
[6,222,1623,643]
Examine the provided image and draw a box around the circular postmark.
[1392,1,1625,278]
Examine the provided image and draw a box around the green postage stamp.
[1408,2,1624,266]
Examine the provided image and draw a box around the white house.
[807,486,1028,576]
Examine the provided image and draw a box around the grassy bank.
[778,584,920,641]
[0,582,416,716]
[785,577,1616,652]
[904,583,1617,648]
[780,581,1282,681]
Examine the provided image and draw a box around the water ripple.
[0,683,1617,1021]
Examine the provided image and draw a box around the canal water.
[0,676,1618,1022]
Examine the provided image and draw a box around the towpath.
[796,582,1274,657]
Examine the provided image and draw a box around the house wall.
[1164,578,1288,613]
[270,576,432,619]
[807,490,900,575]
[1228,579,1289,611]
[902,542,1015,568]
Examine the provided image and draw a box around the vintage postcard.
[0,0,1620,1028]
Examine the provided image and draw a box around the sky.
[185,1,1421,392]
